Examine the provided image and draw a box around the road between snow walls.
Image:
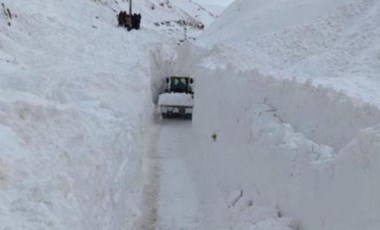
[141,42,380,230]
[142,44,298,230]
[1,0,380,229]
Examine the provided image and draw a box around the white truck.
[158,76,194,119]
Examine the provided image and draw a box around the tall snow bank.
[0,0,179,229]
[192,68,380,230]
[0,91,150,230]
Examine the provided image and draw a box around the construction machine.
[158,76,194,119]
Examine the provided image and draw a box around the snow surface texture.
[199,0,380,107]
[192,67,380,230]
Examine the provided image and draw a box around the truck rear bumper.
[159,105,193,119]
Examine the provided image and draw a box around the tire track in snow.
[155,120,200,230]
[138,119,200,230]
[138,122,162,230]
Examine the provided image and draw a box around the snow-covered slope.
[197,3,224,16]
[181,0,380,229]
[199,0,380,106]
[112,0,217,40]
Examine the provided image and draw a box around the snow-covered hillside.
[199,0,380,106]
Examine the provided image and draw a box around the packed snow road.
[138,102,299,230]
[139,119,200,230]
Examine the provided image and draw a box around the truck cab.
[164,76,194,95]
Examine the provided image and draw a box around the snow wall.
[0,0,178,227]
[0,73,153,230]
[193,68,380,230]
[0,42,180,229]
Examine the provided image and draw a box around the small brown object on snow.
[211,132,217,142]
